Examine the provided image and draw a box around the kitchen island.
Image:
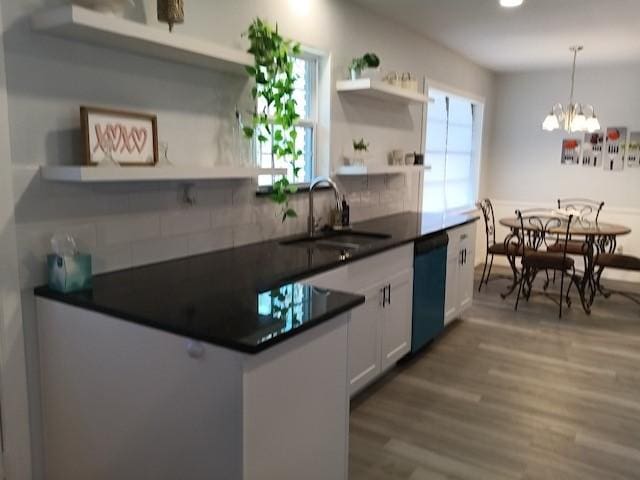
[35,211,477,480]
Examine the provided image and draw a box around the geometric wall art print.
[582,131,603,167]
[604,127,627,171]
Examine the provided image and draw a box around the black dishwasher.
[411,232,448,354]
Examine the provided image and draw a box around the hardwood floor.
[349,267,640,479]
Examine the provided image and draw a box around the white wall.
[0,1,32,477]
[486,64,640,282]
[0,0,495,477]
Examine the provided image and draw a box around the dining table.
[498,216,631,314]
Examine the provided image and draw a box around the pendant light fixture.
[542,46,600,133]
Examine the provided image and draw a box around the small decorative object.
[384,71,401,87]
[349,53,380,80]
[243,18,302,222]
[604,127,627,171]
[560,138,581,165]
[627,132,640,168]
[344,138,369,166]
[388,149,403,165]
[81,106,158,166]
[47,234,92,293]
[157,141,173,166]
[157,0,184,32]
[401,72,418,92]
[404,152,415,165]
[581,132,603,167]
[73,0,131,16]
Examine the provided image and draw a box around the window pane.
[422,90,479,213]
[445,153,472,181]
[448,97,472,126]
[446,124,473,154]
[426,121,447,153]
[427,92,448,122]
[255,56,316,187]
[257,125,313,186]
[423,184,446,213]
[424,153,446,183]
[445,180,472,211]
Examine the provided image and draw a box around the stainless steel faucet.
[308,176,342,237]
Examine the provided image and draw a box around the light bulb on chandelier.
[541,46,600,133]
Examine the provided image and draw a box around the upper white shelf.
[30,5,253,74]
[336,79,429,105]
[40,166,286,183]
[334,165,430,176]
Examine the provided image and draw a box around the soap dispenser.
[341,196,350,227]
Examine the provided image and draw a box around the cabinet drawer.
[303,266,348,291]
[447,223,477,259]
[347,244,414,293]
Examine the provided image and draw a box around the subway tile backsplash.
[13,165,416,289]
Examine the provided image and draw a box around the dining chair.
[548,198,604,256]
[477,198,523,292]
[510,209,579,318]
[594,253,640,307]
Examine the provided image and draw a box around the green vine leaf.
[244,17,302,222]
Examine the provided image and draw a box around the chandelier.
[542,46,600,133]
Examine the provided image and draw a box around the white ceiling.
[350,0,640,72]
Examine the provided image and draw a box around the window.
[257,56,317,188]
[422,89,482,213]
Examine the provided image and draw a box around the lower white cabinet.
[348,283,383,392]
[304,244,414,396]
[380,269,413,373]
[445,222,477,325]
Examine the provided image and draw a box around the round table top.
[499,217,632,236]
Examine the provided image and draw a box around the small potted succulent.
[349,53,380,80]
[345,138,370,166]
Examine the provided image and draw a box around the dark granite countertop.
[34,211,478,354]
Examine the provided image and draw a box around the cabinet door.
[348,283,384,396]
[380,269,413,373]
[444,251,460,325]
[458,243,475,313]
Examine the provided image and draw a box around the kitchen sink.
[281,230,391,251]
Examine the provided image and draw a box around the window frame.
[422,84,484,214]
[256,53,319,190]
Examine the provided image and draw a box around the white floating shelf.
[334,165,431,176]
[336,79,429,105]
[40,166,286,183]
[31,5,253,74]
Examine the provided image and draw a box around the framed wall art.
[604,126,627,171]
[627,132,640,168]
[561,138,581,165]
[81,106,159,166]
[581,132,603,167]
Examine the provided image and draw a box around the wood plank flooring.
[349,267,640,479]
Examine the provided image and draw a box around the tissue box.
[47,254,92,293]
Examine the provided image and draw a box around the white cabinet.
[348,283,383,393]
[304,244,414,396]
[445,222,477,325]
[380,269,413,373]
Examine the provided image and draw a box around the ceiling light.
[500,0,524,7]
[541,46,600,133]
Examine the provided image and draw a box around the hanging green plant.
[243,18,302,222]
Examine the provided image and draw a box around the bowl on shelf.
[344,155,365,167]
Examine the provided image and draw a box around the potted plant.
[346,138,369,166]
[349,53,380,80]
[243,18,302,222]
